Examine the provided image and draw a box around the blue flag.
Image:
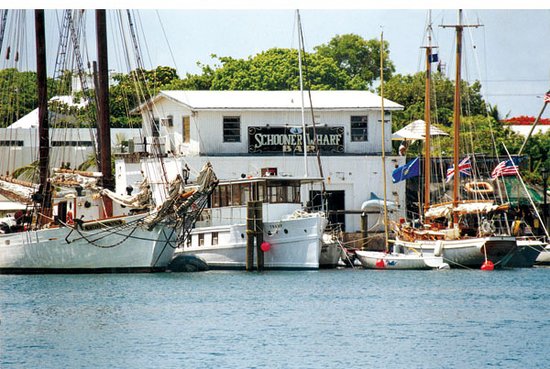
[428,53,439,63]
[392,157,420,183]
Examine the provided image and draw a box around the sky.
[6,2,550,119]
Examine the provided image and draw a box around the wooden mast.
[96,9,113,217]
[441,10,480,225]
[35,9,52,224]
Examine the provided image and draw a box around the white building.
[116,90,406,232]
[0,95,142,175]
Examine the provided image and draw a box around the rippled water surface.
[1,268,549,368]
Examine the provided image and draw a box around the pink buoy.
[375,259,385,268]
[481,260,494,271]
[260,241,271,252]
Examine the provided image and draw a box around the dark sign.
[248,126,344,154]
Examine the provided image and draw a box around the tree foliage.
[314,33,395,89]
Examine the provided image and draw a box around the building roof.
[146,90,403,112]
[8,96,88,129]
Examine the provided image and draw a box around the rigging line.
[155,10,179,75]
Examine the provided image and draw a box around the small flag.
[445,156,472,183]
[428,53,439,63]
[491,158,520,179]
[544,91,550,104]
[392,157,420,183]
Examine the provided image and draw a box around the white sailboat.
[0,10,217,273]
[356,30,448,270]
[393,10,516,269]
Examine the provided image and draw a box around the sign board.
[248,126,344,154]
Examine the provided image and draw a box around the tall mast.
[380,31,390,253]
[422,11,436,214]
[35,9,52,224]
[441,10,480,225]
[296,10,308,177]
[96,10,113,191]
[96,9,113,218]
[35,10,48,191]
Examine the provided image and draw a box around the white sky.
[6,1,550,118]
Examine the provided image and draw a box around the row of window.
[210,181,301,207]
[222,115,372,143]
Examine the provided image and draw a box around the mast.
[96,10,113,191]
[421,12,436,214]
[380,31,390,252]
[296,10,308,177]
[96,9,113,217]
[35,9,52,223]
[441,10,480,225]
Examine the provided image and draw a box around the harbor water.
[1,268,549,369]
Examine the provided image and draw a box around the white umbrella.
[392,119,448,141]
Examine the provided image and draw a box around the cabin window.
[266,181,301,203]
[198,233,205,246]
[212,232,218,246]
[231,184,241,206]
[350,115,368,142]
[182,116,190,143]
[0,140,24,146]
[152,118,160,137]
[223,116,241,142]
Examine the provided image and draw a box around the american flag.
[491,158,519,179]
[544,91,550,104]
[446,156,472,183]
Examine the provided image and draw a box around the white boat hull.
[535,243,550,265]
[0,214,177,273]
[355,250,447,270]
[178,215,326,270]
[395,236,517,268]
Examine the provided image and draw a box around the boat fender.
[260,241,271,252]
[434,240,443,257]
[375,259,385,268]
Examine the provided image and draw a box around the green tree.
[192,48,350,91]
[314,34,395,89]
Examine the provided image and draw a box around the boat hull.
[355,250,445,270]
[396,236,517,268]
[178,215,326,270]
[507,239,546,268]
[319,238,340,269]
[0,214,177,273]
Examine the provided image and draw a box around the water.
[1,268,549,369]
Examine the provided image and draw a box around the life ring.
[464,181,494,195]
[67,211,74,225]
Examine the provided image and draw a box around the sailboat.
[391,10,517,269]
[355,29,448,270]
[0,10,217,273]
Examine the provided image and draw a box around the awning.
[392,119,449,141]
[503,176,543,206]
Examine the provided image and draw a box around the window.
[182,116,190,143]
[351,115,368,142]
[223,116,241,142]
[212,232,218,246]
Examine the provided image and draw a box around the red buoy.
[375,259,386,268]
[481,260,494,271]
[260,241,271,252]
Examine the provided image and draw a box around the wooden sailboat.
[0,10,217,273]
[392,10,517,269]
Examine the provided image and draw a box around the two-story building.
[116,90,406,232]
